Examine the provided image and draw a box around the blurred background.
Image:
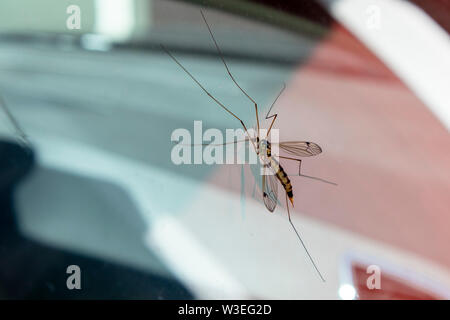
[0,0,449,299]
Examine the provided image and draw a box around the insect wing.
[278,141,322,157]
[262,165,278,213]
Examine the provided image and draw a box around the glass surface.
[0,0,448,300]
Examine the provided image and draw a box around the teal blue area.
[0,43,293,215]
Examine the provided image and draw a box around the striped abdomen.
[264,140,294,201]
[269,157,294,200]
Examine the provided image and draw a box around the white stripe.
[146,216,249,299]
[320,0,450,129]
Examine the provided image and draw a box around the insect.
[162,10,336,282]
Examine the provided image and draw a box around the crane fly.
[162,10,336,282]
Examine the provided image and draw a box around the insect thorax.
[258,139,273,167]
[259,139,271,155]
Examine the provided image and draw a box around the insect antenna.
[285,193,326,282]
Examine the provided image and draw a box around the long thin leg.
[177,137,253,146]
[0,94,30,146]
[279,155,302,175]
[285,193,325,282]
[265,83,286,139]
[200,10,260,135]
[161,45,258,153]
[278,155,337,186]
